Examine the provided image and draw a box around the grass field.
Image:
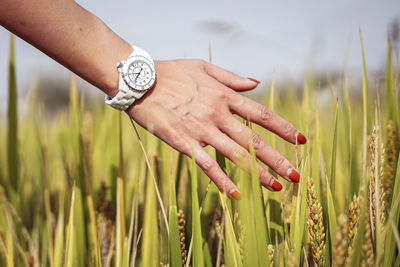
[0,32,399,267]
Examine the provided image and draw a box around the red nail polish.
[296,132,307,144]
[247,77,260,84]
[288,169,300,183]
[230,190,241,200]
[271,180,283,191]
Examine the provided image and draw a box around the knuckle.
[194,59,206,67]
[170,136,187,151]
[204,106,222,121]
[251,132,264,150]
[232,146,250,170]
[232,146,248,161]
[259,106,273,122]
[198,157,216,173]
[219,179,231,192]
[167,124,189,151]
[273,156,286,171]
[258,167,268,179]
[217,90,231,102]
[283,122,295,136]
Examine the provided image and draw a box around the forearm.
[0,0,131,97]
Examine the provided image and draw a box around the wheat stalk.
[307,177,325,267]
[345,189,363,265]
[383,120,398,203]
[177,209,187,267]
[361,208,374,267]
[367,126,386,229]
[267,244,274,265]
[333,214,348,267]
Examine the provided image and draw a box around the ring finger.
[203,128,283,191]
[219,116,300,183]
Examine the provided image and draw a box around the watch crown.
[116,62,123,68]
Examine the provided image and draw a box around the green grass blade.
[311,99,322,202]
[115,177,127,267]
[292,166,308,264]
[169,173,183,267]
[386,39,397,130]
[348,181,369,267]
[65,187,76,267]
[218,193,242,267]
[360,27,368,180]
[86,194,101,267]
[7,34,19,192]
[141,156,159,267]
[44,190,54,267]
[190,152,204,267]
[74,186,86,267]
[265,73,284,244]
[116,111,126,267]
[249,142,270,265]
[325,177,337,264]
[129,118,169,235]
[384,153,400,266]
[329,101,338,196]
[236,168,258,267]
[53,198,64,267]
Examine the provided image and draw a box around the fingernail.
[229,189,241,200]
[296,132,307,144]
[271,179,283,191]
[287,168,300,183]
[247,77,260,84]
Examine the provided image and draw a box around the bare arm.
[0,0,129,97]
[0,0,307,199]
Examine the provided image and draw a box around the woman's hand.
[0,0,306,199]
[126,59,306,199]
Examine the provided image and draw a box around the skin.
[0,0,306,199]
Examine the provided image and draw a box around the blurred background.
[0,0,399,117]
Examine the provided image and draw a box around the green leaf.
[291,164,308,264]
[384,153,400,266]
[73,186,86,267]
[326,178,337,264]
[7,34,19,192]
[236,168,258,267]
[53,197,64,267]
[65,187,76,267]
[348,180,369,267]
[190,152,204,267]
[169,174,183,267]
[359,27,369,180]
[218,193,242,267]
[249,142,270,266]
[386,40,398,130]
[116,112,126,267]
[141,160,159,267]
[329,101,338,196]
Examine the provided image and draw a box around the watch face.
[121,56,156,91]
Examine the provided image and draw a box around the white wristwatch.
[105,45,156,110]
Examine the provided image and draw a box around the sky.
[0,0,399,113]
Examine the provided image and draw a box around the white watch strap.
[130,45,153,64]
[105,45,153,110]
[105,73,142,110]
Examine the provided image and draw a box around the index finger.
[228,94,306,145]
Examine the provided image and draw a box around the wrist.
[104,45,157,111]
[101,41,133,99]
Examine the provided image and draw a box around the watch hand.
[134,68,143,82]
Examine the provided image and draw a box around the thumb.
[204,62,260,92]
